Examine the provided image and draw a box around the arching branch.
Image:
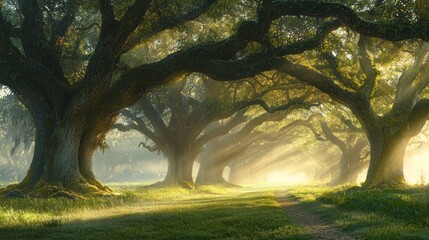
[260,0,429,41]
[102,20,340,113]
[124,0,217,51]
[406,98,429,137]
[320,121,348,152]
[357,36,378,96]
[192,110,246,151]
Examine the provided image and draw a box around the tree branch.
[18,0,69,90]
[320,121,348,152]
[138,138,159,153]
[49,0,78,53]
[98,0,117,40]
[193,110,246,151]
[136,97,170,140]
[112,122,139,132]
[124,0,217,52]
[321,51,358,90]
[357,35,378,96]
[394,42,429,107]
[260,0,429,41]
[100,16,341,113]
[406,98,429,137]
[278,60,357,110]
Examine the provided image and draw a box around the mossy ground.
[0,184,308,240]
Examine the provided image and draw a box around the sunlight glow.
[404,145,429,184]
[266,171,310,185]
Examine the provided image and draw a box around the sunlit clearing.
[227,144,318,186]
[404,144,429,184]
[266,171,310,185]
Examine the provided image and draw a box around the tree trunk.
[1,110,116,198]
[350,104,409,188]
[332,154,350,185]
[153,152,196,189]
[228,159,248,185]
[78,113,117,191]
[331,152,365,185]
[348,162,366,184]
[196,158,228,185]
[17,104,52,190]
[364,135,409,187]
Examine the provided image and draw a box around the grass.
[5,182,429,239]
[0,184,309,240]
[288,185,429,240]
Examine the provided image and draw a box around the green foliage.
[381,0,420,23]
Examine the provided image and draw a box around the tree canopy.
[1,0,429,197]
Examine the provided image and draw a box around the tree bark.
[1,108,116,197]
[196,158,228,185]
[331,152,366,185]
[152,150,197,189]
[364,134,409,187]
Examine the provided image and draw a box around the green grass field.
[2,184,429,239]
[289,185,429,240]
[0,185,308,240]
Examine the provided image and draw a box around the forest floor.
[0,185,309,240]
[276,190,355,240]
[288,185,429,240]
[1,184,429,239]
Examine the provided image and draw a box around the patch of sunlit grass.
[288,185,429,239]
[0,185,309,240]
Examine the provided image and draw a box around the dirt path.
[276,191,356,240]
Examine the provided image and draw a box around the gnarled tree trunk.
[1,104,116,198]
[364,134,410,187]
[196,158,228,185]
[152,147,197,189]
[332,152,367,185]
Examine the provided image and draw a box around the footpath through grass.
[0,185,308,240]
[289,185,429,240]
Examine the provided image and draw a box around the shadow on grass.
[291,186,429,240]
[318,186,429,224]
[0,193,309,240]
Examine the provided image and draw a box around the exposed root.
[85,178,113,193]
[0,179,113,199]
[0,182,28,198]
[363,178,408,189]
[3,189,26,198]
